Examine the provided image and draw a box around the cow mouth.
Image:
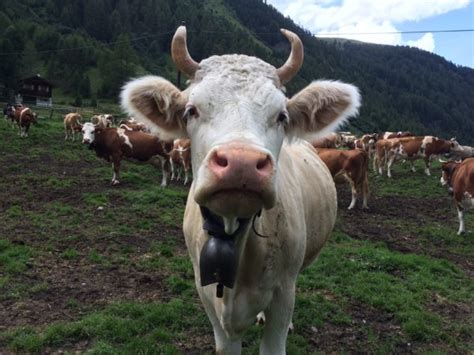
[201,188,268,220]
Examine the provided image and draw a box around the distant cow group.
[60,112,192,187]
[312,129,473,234]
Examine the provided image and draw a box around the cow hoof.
[256,312,265,326]
[112,180,120,186]
[362,206,369,210]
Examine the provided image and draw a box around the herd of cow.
[3,104,474,236]
[311,130,474,235]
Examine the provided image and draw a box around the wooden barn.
[18,74,53,107]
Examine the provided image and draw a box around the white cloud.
[267,0,471,52]
[407,33,435,52]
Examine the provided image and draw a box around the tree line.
[1,0,473,143]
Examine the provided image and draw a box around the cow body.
[310,132,342,148]
[81,122,170,186]
[169,138,192,184]
[386,136,458,177]
[91,114,113,128]
[382,131,413,139]
[14,106,37,137]
[121,26,360,353]
[441,158,474,234]
[63,113,82,141]
[317,148,369,209]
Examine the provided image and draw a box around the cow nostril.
[215,154,228,168]
[256,156,271,171]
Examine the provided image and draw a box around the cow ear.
[121,76,188,140]
[286,80,360,138]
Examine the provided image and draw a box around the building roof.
[20,74,54,87]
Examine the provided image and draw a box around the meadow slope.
[0,109,472,353]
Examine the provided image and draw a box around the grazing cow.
[14,106,37,137]
[316,148,369,209]
[121,26,360,353]
[63,113,82,141]
[440,158,474,235]
[385,136,459,177]
[382,131,413,139]
[310,132,342,148]
[169,138,192,185]
[91,114,113,128]
[81,122,170,186]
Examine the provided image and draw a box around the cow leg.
[160,157,169,187]
[111,159,121,185]
[424,158,431,176]
[457,207,465,235]
[348,180,357,210]
[184,167,189,185]
[362,173,369,209]
[260,284,295,355]
[169,158,175,181]
[386,155,395,178]
[410,161,416,172]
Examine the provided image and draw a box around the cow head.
[81,122,100,144]
[440,160,460,187]
[121,26,360,229]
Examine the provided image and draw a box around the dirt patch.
[336,185,474,277]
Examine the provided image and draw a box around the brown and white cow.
[14,106,37,137]
[310,132,342,148]
[441,158,474,235]
[354,133,378,156]
[91,114,113,128]
[382,131,413,139]
[63,113,82,141]
[385,136,459,177]
[169,138,192,185]
[81,122,170,186]
[121,26,360,353]
[316,148,369,209]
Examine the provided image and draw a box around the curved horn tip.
[175,25,187,36]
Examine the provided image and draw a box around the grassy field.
[0,108,472,354]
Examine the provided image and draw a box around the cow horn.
[439,158,448,163]
[171,26,199,78]
[276,29,304,85]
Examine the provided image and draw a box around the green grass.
[372,160,446,198]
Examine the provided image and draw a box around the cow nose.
[209,146,273,181]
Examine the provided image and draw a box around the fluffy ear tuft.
[286,80,361,139]
[120,76,188,140]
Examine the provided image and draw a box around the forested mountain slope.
[1,0,473,143]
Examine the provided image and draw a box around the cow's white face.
[121,27,360,229]
[82,122,96,144]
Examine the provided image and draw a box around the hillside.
[1,0,473,143]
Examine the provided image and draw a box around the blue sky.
[267,0,473,68]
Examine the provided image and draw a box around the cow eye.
[277,111,289,125]
[183,105,198,120]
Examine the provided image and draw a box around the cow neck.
[199,206,251,298]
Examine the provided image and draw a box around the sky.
[266,0,474,68]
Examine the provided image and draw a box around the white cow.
[121,26,360,354]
